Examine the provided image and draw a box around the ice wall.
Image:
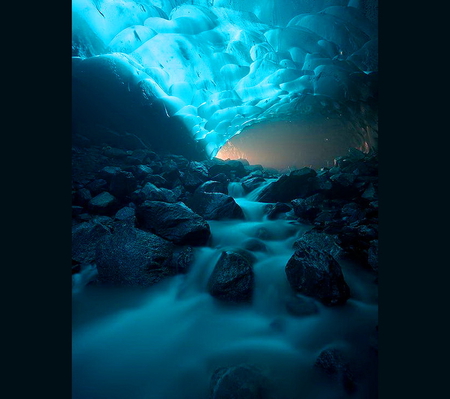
[72,0,378,159]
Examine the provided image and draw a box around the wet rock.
[109,170,138,198]
[209,162,233,179]
[195,180,228,195]
[225,159,248,178]
[285,241,350,306]
[114,206,136,222]
[87,191,119,215]
[256,167,317,203]
[188,192,245,220]
[207,251,254,303]
[314,347,356,394]
[341,202,367,224]
[182,161,210,192]
[130,164,153,180]
[136,200,210,246]
[72,220,111,264]
[266,202,292,220]
[143,174,168,188]
[210,363,268,399]
[95,222,175,287]
[86,178,108,196]
[130,182,168,204]
[241,176,266,194]
[209,172,229,185]
[314,209,340,225]
[97,166,122,183]
[170,246,194,274]
[291,193,326,221]
[294,230,344,260]
[285,293,319,316]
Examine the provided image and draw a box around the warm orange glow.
[215,117,362,171]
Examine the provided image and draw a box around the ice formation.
[72,0,378,160]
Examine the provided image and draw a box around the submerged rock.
[207,250,254,303]
[285,293,319,316]
[314,347,357,394]
[285,241,350,306]
[210,364,268,399]
[136,200,210,246]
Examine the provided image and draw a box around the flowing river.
[72,182,378,399]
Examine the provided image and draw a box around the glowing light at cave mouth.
[216,117,366,171]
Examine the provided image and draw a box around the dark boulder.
[114,206,136,222]
[109,170,138,199]
[266,202,292,220]
[72,220,111,264]
[341,202,367,224]
[207,250,254,303]
[188,192,245,220]
[130,164,153,180]
[97,166,122,183]
[87,191,119,215]
[143,174,168,188]
[285,241,350,306]
[241,176,266,194]
[314,347,356,394]
[291,193,326,222]
[293,230,344,260]
[86,178,108,196]
[209,163,233,179]
[136,200,210,246]
[256,167,317,203]
[210,364,268,399]
[95,222,175,287]
[182,161,210,192]
[195,180,229,195]
[130,182,168,204]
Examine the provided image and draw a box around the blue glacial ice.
[72,0,378,159]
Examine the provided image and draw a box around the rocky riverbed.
[72,134,378,399]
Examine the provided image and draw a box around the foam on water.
[72,182,378,399]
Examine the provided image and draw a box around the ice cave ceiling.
[72,0,378,169]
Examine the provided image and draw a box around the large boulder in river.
[207,250,254,303]
[95,222,175,287]
[136,200,210,246]
[188,192,245,220]
[256,167,317,203]
[285,241,350,306]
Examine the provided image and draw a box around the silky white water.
[72,182,378,399]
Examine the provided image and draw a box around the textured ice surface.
[72,1,378,158]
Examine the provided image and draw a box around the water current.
[72,181,378,399]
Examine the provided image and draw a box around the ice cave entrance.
[215,116,367,171]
